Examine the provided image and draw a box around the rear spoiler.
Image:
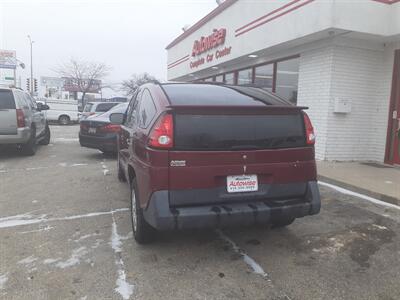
[165,105,308,114]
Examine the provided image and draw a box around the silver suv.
[0,87,51,155]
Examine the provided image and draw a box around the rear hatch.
[0,89,17,135]
[167,106,316,207]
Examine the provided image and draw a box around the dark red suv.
[110,83,320,244]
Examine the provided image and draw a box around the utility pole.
[27,35,34,95]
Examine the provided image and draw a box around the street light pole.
[27,35,34,95]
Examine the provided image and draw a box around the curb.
[318,175,399,207]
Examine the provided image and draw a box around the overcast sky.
[0,0,216,96]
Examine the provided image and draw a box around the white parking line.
[110,213,134,299]
[318,181,400,211]
[0,208,129,229]
[216,229,269,278]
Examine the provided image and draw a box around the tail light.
[99,124,121,133]
[303,112,315,145]
[16,109,25,128]
[80,123,88,131]
[148,114,174,149]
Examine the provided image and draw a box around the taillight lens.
[16,109,25,128]
[303,112,315,145]
[80,123,88,131]
[148,114,174,149]
[99,124,121,133]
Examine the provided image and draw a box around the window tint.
[95,103,118,112]
[254,64,273,91]
[175,114,305,150]
[276,57,299,104]
[0,90,15,109]
[126,91,141,127]
[24,93,36,110]
[138,89,157,128]
[237,68,253,85]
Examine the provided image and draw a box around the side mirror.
[109,113,125,125]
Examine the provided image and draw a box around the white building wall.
[326,45,386,161]
[297,46,335,160]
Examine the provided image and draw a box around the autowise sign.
[0,50,17,69]
[190,28,232,69]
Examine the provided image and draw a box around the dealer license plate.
[88,127,97,134]
[227,175,258,193]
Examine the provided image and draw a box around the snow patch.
[216,229,269,278]
[55,247,88,269]
[19,225,53,234]
[115,262,134,300]
[372,224,387,230]
[55,138,79,143]
[103,169,110,176]
[58,162,67,167]
[0,273,8,290]
[74,233,100,242]
[18,256,38,265]
[43,258,61,264]
[71,163,88,167]
[319,181,400,211]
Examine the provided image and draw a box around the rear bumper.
[79,133,117,152]
[143,181,321,230]
[0,127,31,144]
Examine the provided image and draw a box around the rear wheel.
[21,127,37,156]
[130,178,156,244]
[58,115,70,125]
[39,124,51,145]
[271,218,295,229]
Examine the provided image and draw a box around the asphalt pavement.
[0,125,399,300]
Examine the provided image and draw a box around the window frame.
[137,88,157,129]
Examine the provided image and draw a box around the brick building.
[166,0,400,164]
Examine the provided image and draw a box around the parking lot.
[0,125,399,300]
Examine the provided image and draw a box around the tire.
[58,115,70,125]
[130,178,156,244]
[39,124,51,145]
[117,154,126,182]
[21,127,37,156]
[271,218,295,229]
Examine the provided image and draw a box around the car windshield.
[98,102,128,117]
[83,103,93,112]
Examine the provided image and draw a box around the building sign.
[191,28,226,57]
[62,77,102,93]
[0,50,17,69]
[189,28,232,69]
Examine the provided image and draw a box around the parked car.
[0,87,51,155]
[110,83,321,244]
[40,98,79,125]
[79,102,120,121]
[79,103,129,155]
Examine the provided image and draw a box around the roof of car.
[160,83,294,107]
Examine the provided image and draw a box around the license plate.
[227,175,258,193]
[88,127,96,134]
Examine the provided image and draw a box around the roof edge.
[165,0,238,50]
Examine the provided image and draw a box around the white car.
[79,102,120,121]
[40,98,79,125]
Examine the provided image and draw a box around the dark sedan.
[79,103,128,155]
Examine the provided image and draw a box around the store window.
[215,75,224,83]
[204,77,214,82]
[225,73,235,84]
[254,64,273,91]
[275,57,299,104]
[237,68,253,85]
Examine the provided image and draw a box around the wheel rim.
[131,188,137,232]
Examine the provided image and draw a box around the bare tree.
[121,73,158,96]
[56,58,110,105]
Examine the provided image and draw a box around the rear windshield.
[95,103,118,112]
[0,90,16,109]
[83,103,93,112]
[162,84,291,106]
[174,114,306,150]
